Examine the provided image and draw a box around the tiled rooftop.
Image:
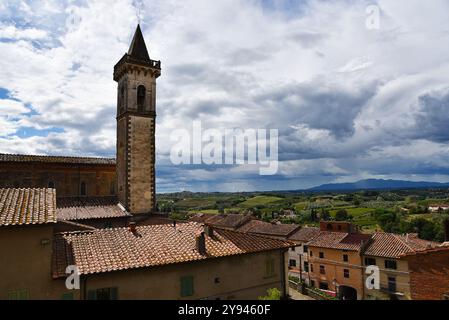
[236,220,300,237]
[364,232,439,258]
[288,227,320,242]
[56,197,131,221]
[0,153,115,165]
[52,222,292,278]
[0,188,57,227]
[190,213,252,229]
[307,231,372,251]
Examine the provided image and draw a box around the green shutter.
[7,291,18,300]
[8,289,29,300]
[110,287,118,300]
[62,292,74,300]
[87,289,97,300]
[181,276,194,297]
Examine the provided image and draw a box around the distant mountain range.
[308,179,449,191]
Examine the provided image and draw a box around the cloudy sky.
[1,0,449,192]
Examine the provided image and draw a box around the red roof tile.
[56,197,131,221]
[0,188,57,227]
[190,213,252,229]
[237,220,300,237]
[307,231,372,251]
[364,232,439,258]
[0,153,115,165]
[288,227,320,242]
[52,222,291,277]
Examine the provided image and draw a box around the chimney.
[173,220,177,228]
[128,222,137,234]
[204,224,214,237]
[196,232,206,255]
[444,219,449,242]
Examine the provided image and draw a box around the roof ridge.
[0,153,115,160]
[392,233,415,252]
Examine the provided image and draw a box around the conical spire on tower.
[128,24,151,61]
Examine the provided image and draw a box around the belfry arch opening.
[137,85,146,111]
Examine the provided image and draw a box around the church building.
[0,25,291,300]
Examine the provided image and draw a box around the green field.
[238,196,284,207]
[329,207,378,231]
[187,209,220,215]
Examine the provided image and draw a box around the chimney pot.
[444,219,449,242]
[128,222,137,233]
[204,225,214,237]
[196,232,206,255]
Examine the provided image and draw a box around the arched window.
[48,181,55,189]
[137,85,146,111]
[80,181,87,196]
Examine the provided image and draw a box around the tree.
[335,209,349,221]
[258,288,281,300]
[320,209,331,221]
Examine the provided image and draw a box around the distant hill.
[308,179,449,191]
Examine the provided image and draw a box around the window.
[137,85,146,111]
[48,181,55,188]
[80,181,87,196]
[214,277,220,284]
[303,245,308,253]
[344,269,350,278]
[343,254,349,262]
[87,287,118,300]
[309,250,313,257]
[319,252,324,259]
[388,277,397,293]
[319,282,329,290]
[180,276,194,297]
[289,259,297,268]
[365,257,376,266]
[8,289,29,300]
[265,256,276,277]
[310,264,314,273]
[110,181,115,195]
[61,292,74,300]
[320,265,325,275]
[304,261,309,272]
[338,225,342,231]
[311,280,316,288]
[385,260,397,270]
[327,224,333,231]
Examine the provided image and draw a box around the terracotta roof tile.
[0,188,57,227]
[307,231,372,251]
[190,213,252,229]
[52,222,291,277]
[0,153,115,165]
[288,227,320,242]
[56,197,131,221]
[236,220,300,237]
[364,232,439,258]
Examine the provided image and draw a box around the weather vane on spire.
[133,0,143,25]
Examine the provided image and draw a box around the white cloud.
[1,0,449,191]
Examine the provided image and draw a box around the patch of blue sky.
[259,0,310,17]
[13,127,64,138]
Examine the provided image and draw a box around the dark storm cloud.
[256,81,380,139]
[413,89,449,143]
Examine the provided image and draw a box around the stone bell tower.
[113,25,161,214]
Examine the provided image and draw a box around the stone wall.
[0,162,116,198]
